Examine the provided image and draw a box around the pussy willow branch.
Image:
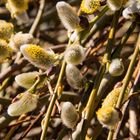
[81,10,120,140]
[112,22,136,58]
[40,40,72,140]
[107,32,140,140]
[29,0,45,35]
[40,60,66,140]
[114,59,140,139]
[89,21,136,140]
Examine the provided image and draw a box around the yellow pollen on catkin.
[0,20,14,41]
[20,44,58,70]
[96,106,120,129]
[6,0,28,13]
[80,0,101,14]
[0,39,13,63]
[102,87,128,108]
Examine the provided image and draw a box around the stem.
[112,22,136,58]
[103,10,121,65]
[40,60,66,140]
[29,0,45,35]
[107,32,140,140]
[80,5,109,41]
[81,10,120,139]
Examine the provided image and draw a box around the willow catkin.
[96,106,120,129]
[6,0,29,23]
[102,87,128,108]
[80,0,101,14]
[96,87,128,129]
[64,44,85,65]
[0,20,14,41]
[122,1,140,19]
[9,32,34,51]
[56,1,80,32]
[7,92,38,116]
[20,44,58,70]
[15,72,40,89]
[66,64,85,89]
[61,102,79,129]
[0,39,13,63]
[109,58,124,76]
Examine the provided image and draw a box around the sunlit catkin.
[66,64,85,89]
[56,1,80,32]
[102,87,128,108]
[61,102,79,129]
[20,44,58,70]
[6,0,29,23]
[96,106,120,129]
[107,0,123,11]
[0,39,13,63]
[9,32,34,51]
[109,58,124,76]
[80,0,101,14]
[15,72,40,89]
[0,20,14,41]
[64,44,85,65]
[7,92,38,116]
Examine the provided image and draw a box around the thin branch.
[107,32,140,140]
[29,0,45,35]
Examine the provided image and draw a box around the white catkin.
[61,102,79,129]
[15,71,39,89]
[9,32,34,50]
[56,1,80,31]
[109,58,124,76]
[64,44,85,65]
[7,92,38,116]
[66,64,85,89]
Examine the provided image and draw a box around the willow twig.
[107,32,140,140]
[29,0,45,35]
[81,10,120,140]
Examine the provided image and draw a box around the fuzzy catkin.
[102,87,128,108]
[109,58,124,76]
[6,0,28,15]
[64,44,85,65]
[15,72,40,89]
[96,106,120,129]
[20,44,58,70]
[80,0,101,14]
[61,102,79,129]
[56,1,80,32]
[9,32,34,51]
[66,64,85,89]
[7,92,38,116]
[0,20,14,41]
[6,0,29,23]
[0,39,13,63]
[96,87,128,129]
